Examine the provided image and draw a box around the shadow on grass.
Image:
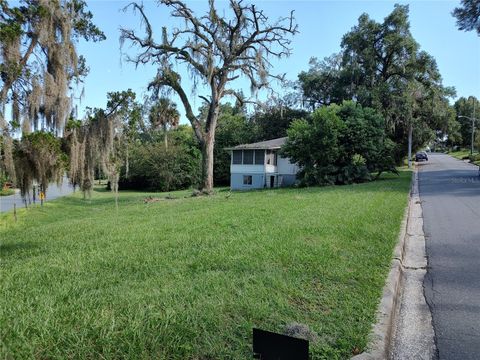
[93,187,109,193]
[57,196,127,208]
[0,241,41,258]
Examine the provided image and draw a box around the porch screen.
[254,150,264,165]
[243,150,254,164]
[232,150,242,164]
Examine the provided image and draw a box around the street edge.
[351,170,414,360]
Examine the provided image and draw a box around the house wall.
[277,156,299,175]
[230,173,265,190]
[265,164,276,173]
[229,151,299,190]
[230,164,264,174]
[278,174,297,187]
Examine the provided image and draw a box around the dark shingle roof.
[224,137,287,150]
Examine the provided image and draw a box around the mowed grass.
[1,172,411,359]
[448,149,480,165]
[448,149,471,159]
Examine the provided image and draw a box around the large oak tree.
[121,0,297,192]
[298,5,457,163]
[0,0,104,193]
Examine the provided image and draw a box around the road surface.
[0,177,74,213]
[419,153,480,360]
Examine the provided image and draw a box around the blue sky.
[76,0,480,122]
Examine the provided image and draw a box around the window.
[243,175,252,185]
[254,150,264,165]
[232,150,242,164]
[243,150,254,164]
[233,149,264,165]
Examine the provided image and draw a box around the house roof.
[224,137,287,150]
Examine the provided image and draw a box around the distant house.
[225,137,300,190]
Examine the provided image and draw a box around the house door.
[270,176,275,188]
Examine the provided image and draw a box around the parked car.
[415,152,428,162]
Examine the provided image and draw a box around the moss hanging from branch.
[66,90,138,204]
[0,0,105,200]
[13,132,65,200]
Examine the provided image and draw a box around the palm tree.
[148,98,180,149]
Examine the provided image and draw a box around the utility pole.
[408,123,413,169]
[471,98,476,155]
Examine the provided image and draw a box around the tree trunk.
[125,145,130,179]
[200,133,215,192]
[163,123,168,150]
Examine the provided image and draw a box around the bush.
[118,129,202,192]
[282,101,396,186]
[469,153,480,163]
[0,172,8,189]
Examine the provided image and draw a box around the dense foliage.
[453,96,479,148]
[250,106,309,142]
[452,0,480,35]
[213,105,253,185]
[282,102,396,185]
[297,5,458,163]
[13,131,65,199]
[0,0,104,199]
[118,126,201,192]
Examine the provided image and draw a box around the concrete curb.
[351,171,415,360]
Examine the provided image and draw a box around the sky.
[75,0,480,122]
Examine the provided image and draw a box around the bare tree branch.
[121,0,297,190]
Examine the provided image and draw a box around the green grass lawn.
[448,149,471,159]
[447,149,480,164]
[1,172,411,359]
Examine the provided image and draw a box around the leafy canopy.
[282,101,396,186]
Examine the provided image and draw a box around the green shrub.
[0,172,8,189]
[119,135,201,192]
[283,101,396,186]
[469,153,480,162]
[0,188,15,196]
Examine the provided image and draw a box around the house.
[225,137,300,190]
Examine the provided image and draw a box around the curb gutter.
[352,170,435,359]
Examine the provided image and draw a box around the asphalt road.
[0,177,74,213]
[419,153,480,360]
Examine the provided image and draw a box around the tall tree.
[298,5,456,163]
[148,97,180,149]
[454,96,479,148]
[121,0,297,192]
[452,0,480,35]
[68,90,138,205]
[14,131,65,205]
[0,0,104,192]
[298,54,344,109]
[210,103,250,185]
[250,105,308,142]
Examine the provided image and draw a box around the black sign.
[252,328,309,360]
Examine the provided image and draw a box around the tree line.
[1,0,478,203]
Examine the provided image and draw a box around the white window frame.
[243,175,253,185]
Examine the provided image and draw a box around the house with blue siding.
[225,137,300,190]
